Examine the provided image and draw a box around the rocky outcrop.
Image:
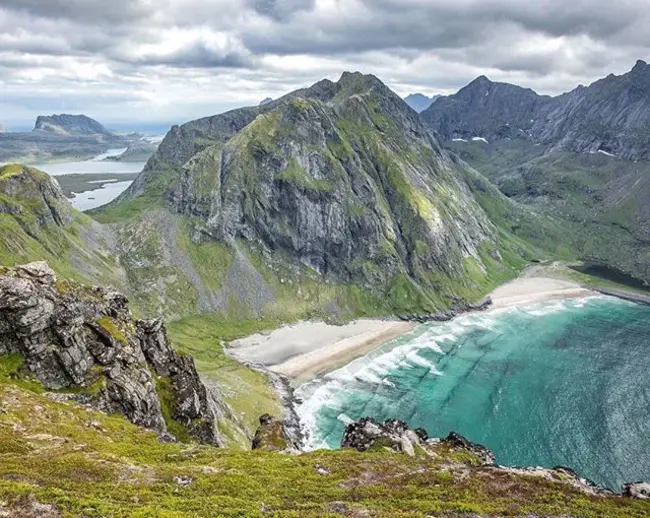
[422,60,650,162]
[251,413,299,452]
[34,114,113,137]
[442,431,495,465]
[341,417,429,455]
[624,482,650,499]
[0,262,222,445]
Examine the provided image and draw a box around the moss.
[277,158,333,193]
[155,376,192,443]
[0,381,648,517]
[96,316,128,345]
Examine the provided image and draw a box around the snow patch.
[471,137,489,143]
[598,149,615,157]
[452,138,468,142]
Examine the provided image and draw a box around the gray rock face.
[624,482,650,499]
[341,417,429,455]
[34,114,113,137]
[0,262,222,445]
[121,72,505,311]
[422,60,650,161]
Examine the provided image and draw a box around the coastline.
[227,275,598,384]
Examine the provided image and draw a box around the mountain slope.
[0,164,123,284]
[404,93,439,112]
[102,72,554,318]
[422,60,650,161]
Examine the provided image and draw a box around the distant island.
[0,114,155,164]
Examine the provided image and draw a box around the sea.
[296,296,650,490]
[33,148,146,211]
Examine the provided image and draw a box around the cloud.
[0,0,649,127]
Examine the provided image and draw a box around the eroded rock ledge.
[339,416,650,499]
[0,262,222,445]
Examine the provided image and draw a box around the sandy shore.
[227,275,597,382]
[228,320,416,382]
[490,276,596,309]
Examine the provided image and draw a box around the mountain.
[0,115,127,163]
[34,113,114,137]
[404,93,439,112]
[422,60,650,284]
[421,76,548,141]
[259,97,273,106]
[422,60,650,161]
[106,71,555,319]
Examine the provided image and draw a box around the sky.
[1,0,649,130]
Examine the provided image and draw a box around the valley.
[1,62,650,516]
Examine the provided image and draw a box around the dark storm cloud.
[125,40,255,68]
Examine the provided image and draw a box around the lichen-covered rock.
[442,431,496,465]
[0,262,221,445]
[251,413,299,452]
[341,417,427,455]
[624,482,650,499]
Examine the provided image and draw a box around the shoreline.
[227,275,599,384]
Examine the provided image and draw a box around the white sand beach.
[227,274,597,382]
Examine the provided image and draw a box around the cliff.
[0,262,223,445]
[102,72,548,319]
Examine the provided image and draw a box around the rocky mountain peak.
[632,59,649,72]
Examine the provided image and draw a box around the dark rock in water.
[251,413,299,452]
[0,262,222,445]
[341,417,427,456]
[624,482,650,499]
[442,432,496,465]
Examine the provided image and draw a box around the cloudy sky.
[1,0,649,130]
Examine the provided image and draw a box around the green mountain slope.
[96,72,562,320]
[0,164,123,285]
[448,140,650,284]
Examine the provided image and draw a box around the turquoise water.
[296,296,650,490]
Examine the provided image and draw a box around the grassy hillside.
[1,380,648,517]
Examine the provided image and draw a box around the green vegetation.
[277,158,333,192]
[167,316,283,449]
[0,382,648,517]
[96,316,129,344]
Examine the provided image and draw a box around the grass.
[0,381,649,517]
[167,316,283,450]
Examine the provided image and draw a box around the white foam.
[337,413,354,425]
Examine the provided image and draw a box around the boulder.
[341,417,427,456]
